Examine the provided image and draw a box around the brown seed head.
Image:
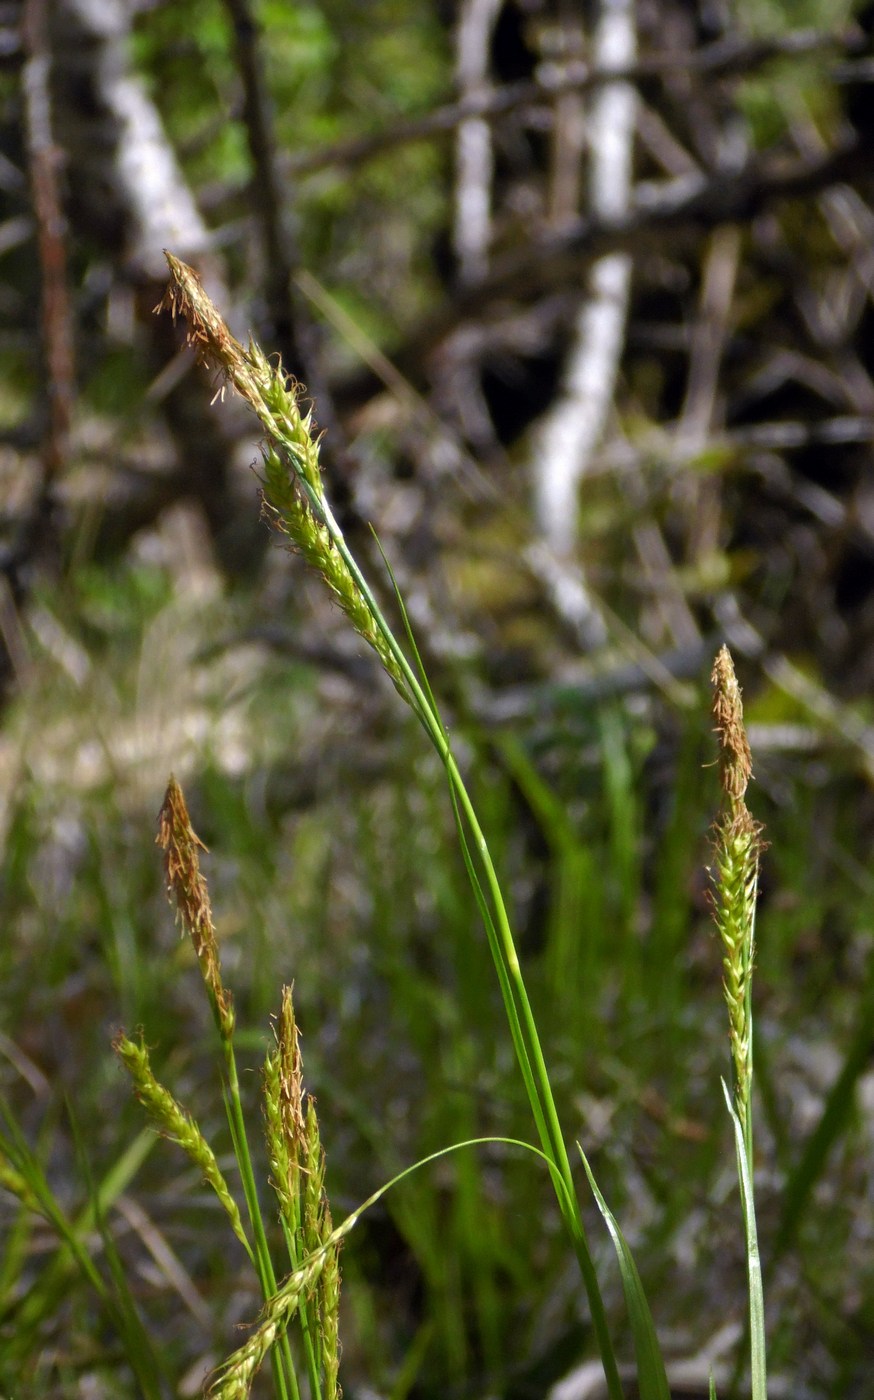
[157,776,235,1038]
[711,645,753,803]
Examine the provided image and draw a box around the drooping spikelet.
[209,1210,357,1399]
[158,254,409,699]
[208,1246,328,1400]
[114,1031,248,1250]
[158,254,321,496]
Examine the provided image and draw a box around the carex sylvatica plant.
[112,777,567,1399]
[130,254,771,1399]
[157,251,625,1400]
[0,259,773,1399]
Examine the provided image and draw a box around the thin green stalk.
[444,750,617,1381]
[222,1040,298,1400]
[0,1109,164,1399]
[263,996,325,1400]
[314,490,574,1187]
[725,1082,767,1400]
[277,1213,322,1400]
[314,490,620,1393]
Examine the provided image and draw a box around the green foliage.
[132,0,252,186]
[4,286,854,1399]
[737,0,856,33]
[130,0,448,333]
[4,534,872,1389]
[580,1148,671,1400]
[3,532,873,1392]
[734,0,857,145]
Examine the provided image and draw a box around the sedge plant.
[150,254,771,1398]
[157,251,626,1400]
[0,263,774,1393]
[115,775,583,1397]
[115,777,343,1400]
[709,646,768,1400]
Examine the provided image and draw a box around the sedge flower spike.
[157,776,235,1040]
[709,646,764,1128]
[158,253,408,697]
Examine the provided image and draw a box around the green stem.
[280,1206,323,1398]
[444,752,621,1397]
[296,481,623,1400]
[222,1038,297,1400]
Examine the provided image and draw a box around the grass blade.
[578,1145,671,1400]
[773,972,874,1258]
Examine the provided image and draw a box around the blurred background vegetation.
[2,0,874,1395]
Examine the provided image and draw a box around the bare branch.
[284,27,861,178]
[532,0,636,583]
[22,0,74,480]
[377,136,863,387]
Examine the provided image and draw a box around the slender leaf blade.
[722,1079,767,1400]
[578,1145,671,1400]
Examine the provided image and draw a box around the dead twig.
[284,27,862,178]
